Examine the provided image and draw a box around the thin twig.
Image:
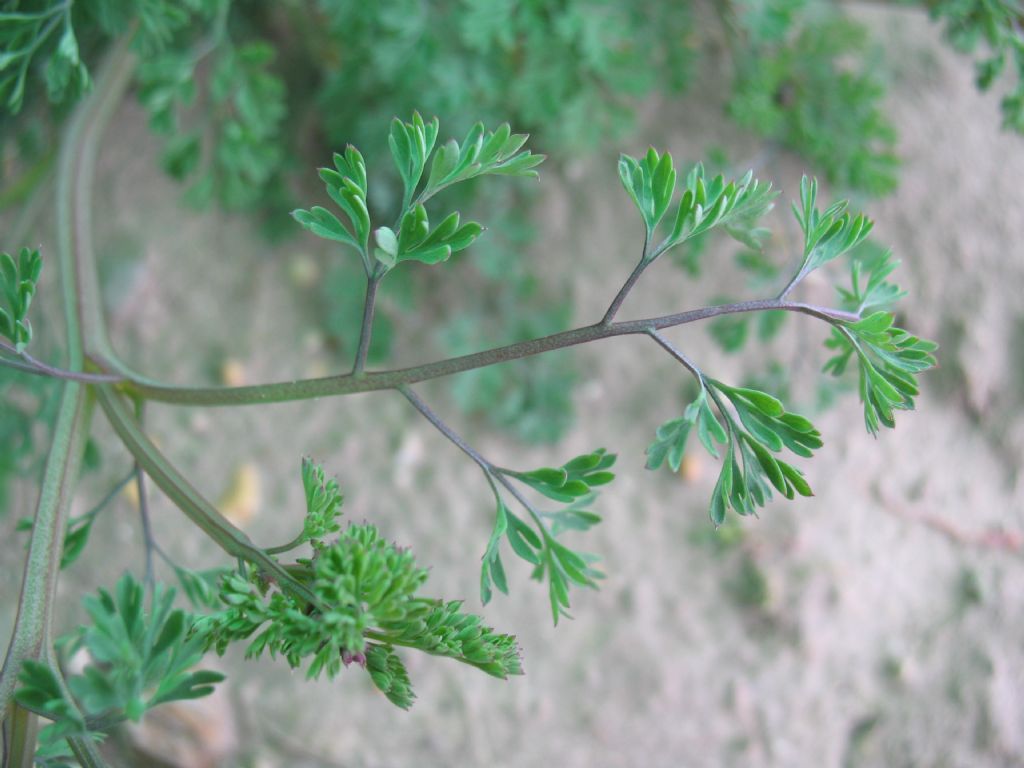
[0,355,48,376]
[775,270,804,301]
[398,385,544,525]
[73,470,135,527]
[264,533,307,556]
[352,272,381,376]
[398,385,493,473]
[0,339,123,384]
[133,401,156,593]
[153,542,180,571]
[601,234,650,325]
[647,329,703,381]
[137,464,155,591]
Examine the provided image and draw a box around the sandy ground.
[3,6,1024,767]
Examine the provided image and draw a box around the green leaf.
[366,644,415,709]
[688,389,727,458]
[543,500,603,536]
[778,460,813,498]
[665,164,776,251]
[499,449,612,625]
[790,177,874,282]
[388,207,484,266]
[505,511,542,564]
[161,132,201,180]
[646,417,692,472]
[297,141,373,257]
[173,566,227,609]
[60,516,94,569]
[669,379,823,526]
[299,458,345,546]
[715,382,784,417]
[292,207,359,249]
[836,244,907,313]
[44,574,223,729]
[480,496,510,604]
[825,315,937,435]
[420,119,544,199]
[511,448,616,503]
[15,660,86,738]
[389,112,440,206]
[618,148,680,236]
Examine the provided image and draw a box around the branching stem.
[398,385,545,528]
[94,384,322,609]
[111,298,856,407]
[0,340,123,384]
[600,234,651,325]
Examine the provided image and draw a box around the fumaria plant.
[0,36,938,768]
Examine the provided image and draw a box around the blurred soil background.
[3,5,1024,767]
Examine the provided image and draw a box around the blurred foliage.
[442,300,577,444]
[928,0,1024,131]
[728,3,900,195]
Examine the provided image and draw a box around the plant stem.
[397,385,544,528]
[601,258,649,325]
[134,400,156,593]
[600,236,650,325]
[647,329,703,381]
[352,272,381,375]
[0,384,93,762]
[398,385,491,471]
[112,299,856,407]
[66,36,138,367]
[264,533,308,556]
[94,385,321,608]
[73,470,134,528]
[0,29,135,765]
[0,341,123,384]
[3,702,37,768]
[137,462,155,594]
[775,268,806,301]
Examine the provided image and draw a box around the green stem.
[109,299,857,407]
[71,470,134,529]
[0,383,93,762]
[600,233,651,325]
[67,37,138,365]
[66,734,110,768]
[0,340,123,384]
[397,385,547,531]
[94,385,321,608]
[647,328,704,382]
[0,26,132,765]
[2,701,38,768]
[264,533,308,556]
[352,272,382,375]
